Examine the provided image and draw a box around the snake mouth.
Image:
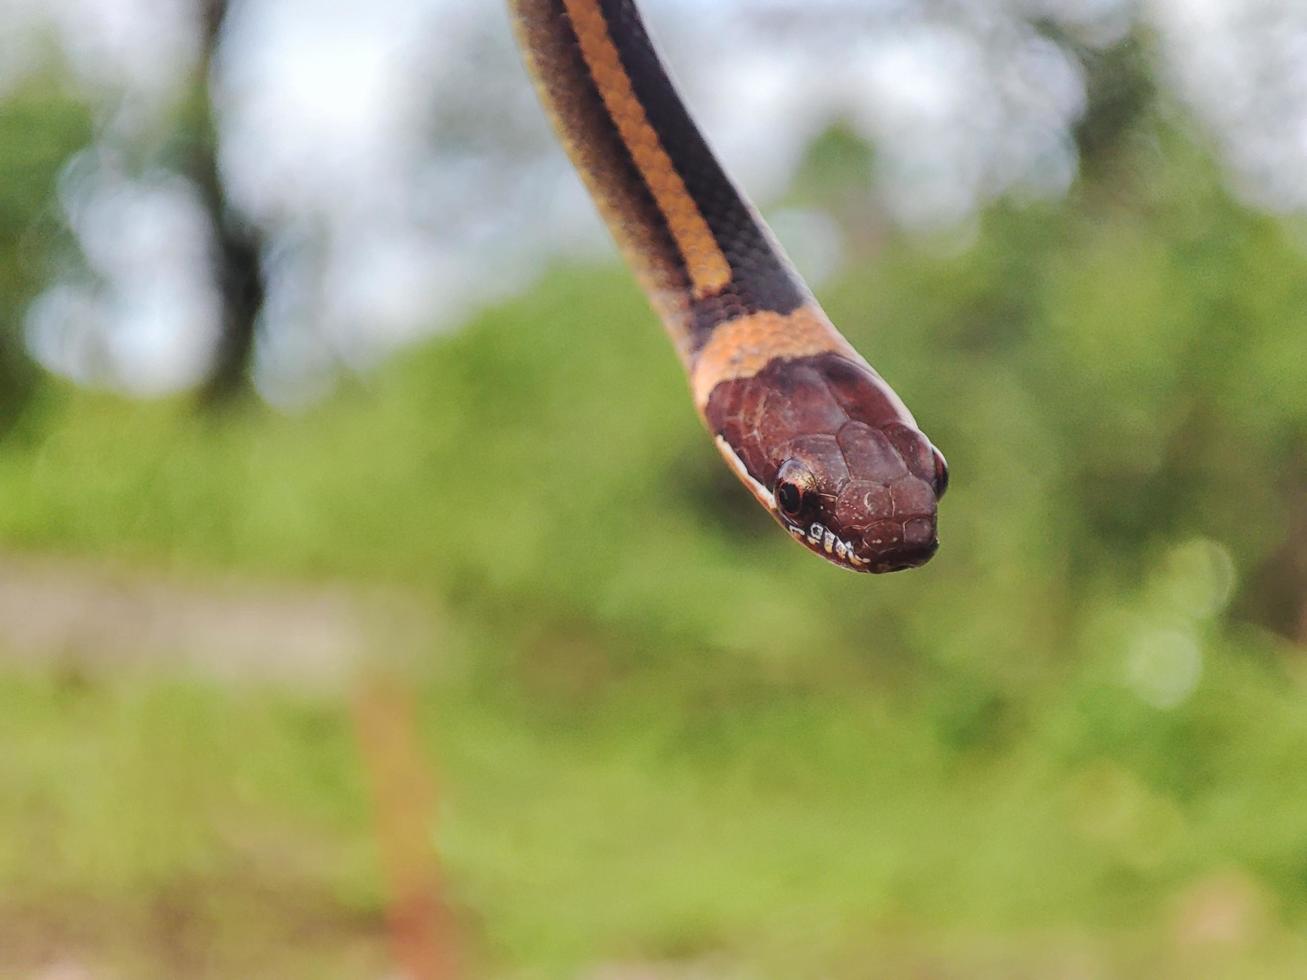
[785,517,939,573]
[783,520,932,573]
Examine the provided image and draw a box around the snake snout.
[855,515,939,573]
[881,532,940,573]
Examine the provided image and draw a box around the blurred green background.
[4,1,1307,977]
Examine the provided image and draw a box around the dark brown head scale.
[707,353,948,573]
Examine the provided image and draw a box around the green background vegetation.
[5,33,1307,980]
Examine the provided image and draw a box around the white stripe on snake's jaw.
[787,522,868,568]
[714,435,775,512]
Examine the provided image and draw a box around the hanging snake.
[509,0,948,573]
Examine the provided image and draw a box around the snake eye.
[774,459,815,518]
[932,447,950,499]
[777,481,803,515]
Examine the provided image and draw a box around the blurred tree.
[1046,24,1158,185]
[187,0,265,406]
[1074,33,1157,176]
[0,80,91,439]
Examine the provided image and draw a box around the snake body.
[510,0,948,572]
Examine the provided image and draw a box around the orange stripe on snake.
[510,0,950,573]
[560,0,732,299]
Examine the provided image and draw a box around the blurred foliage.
[0,78,90,436]
[5,36,1307,979]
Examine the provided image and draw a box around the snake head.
[770,421,947,572]
[707,353,948,573]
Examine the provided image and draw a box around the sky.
[5,0,1307,398]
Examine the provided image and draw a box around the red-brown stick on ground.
[353,677,460,980]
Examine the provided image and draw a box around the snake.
[509,0,948,573]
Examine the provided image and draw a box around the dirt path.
[0,552,434,689]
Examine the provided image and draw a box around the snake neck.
[508,0,811,364]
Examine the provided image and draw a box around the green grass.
[0,671,382,978]
[5,629,1307,977]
